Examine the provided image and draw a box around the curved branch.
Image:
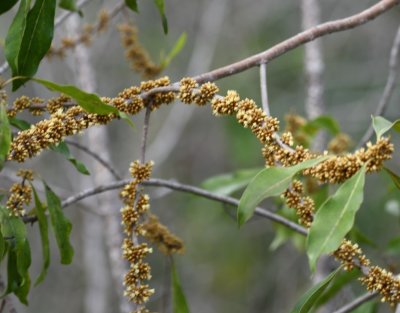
[332,292,378,313]
[192,0,398,84]
[60,177,307,235]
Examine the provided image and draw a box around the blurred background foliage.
[1,0,400,312]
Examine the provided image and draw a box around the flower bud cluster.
[6,169,34,217]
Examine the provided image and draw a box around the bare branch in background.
[332,292,378,313]
[259,63,270,115]
[141,107,152,163]
[0,0,94,75]
[147,0,229,164]
[193,0,399,84]
[358,24,400,148]
[66,11,133,313]
[301,0,326,152]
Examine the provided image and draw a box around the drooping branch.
[193,0,399,84]
[60,177,307,235]
[259,63,270,115]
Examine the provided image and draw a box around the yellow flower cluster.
[303,138,394,183]
[282,180,315,228]
[6,169,34,217]
[9,106,115,162]
[360,266,400,305]
[118,22,162,79]
[333,239,370,271]
[7,96,44,117]
[120,160,154,309]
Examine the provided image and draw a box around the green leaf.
[307,165,366,271]
[171,259,190,313]
[45,183,74,264]
[302,116,340,136]
[125,0,138,12]
[0,102,11,170]
[202,168,262,196]
[384,167,400,190]
[51,141,90,175]
[372,116,400,140]
[161,33,187,68]
[4,0,31,76]
[59,0,82,15]
[31,185,50,286]
[118,111,136,129]
[290,267,342,313]
[0,0,19,15]
[9,117,31,130]
[12,0,57,90]
[237,156,328,226]
[0,207,31,303]
[313,269,360,309]
[33,78,119,115]
[153,0,168,34]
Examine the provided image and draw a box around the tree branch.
[192,0,399,84]
[259,63,270,115]
[60,177,307,235]
[140,106,151,163]
[357,23,400,148]
[332,292,378,313]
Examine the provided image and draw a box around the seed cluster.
[118,22,162,79]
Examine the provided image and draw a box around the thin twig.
[332,292,378,313]
[357,24,400,148]
[65,140,122,180]
[259,63,270,115]
[60,177,307,235]
[140,106,151,163]
[0,0,94,75]
[192,0,398,84]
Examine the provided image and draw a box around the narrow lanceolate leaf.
[31,185,50,286]
[290,267,342,313]
[237,156,328,226]
[307,166,366,271]
[0,102,11,170]
[12,0,57,90]
[9,117,31,130]
[4,0,30,75]
[202,168,262,196]
[51,141,90,175]
[125,0,138,12]
[45,183,74,264]
[33,78,119,115]
[59,0,82,15]
[171,260,190,313]
[372,116,400,140]
[153,0,168,34]
[384,167,400,190]
[0,206,31,303]
[161,33,187,68]
[0,0,19,15]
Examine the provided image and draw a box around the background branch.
[358,23,400,148]
[332,292,377,313]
